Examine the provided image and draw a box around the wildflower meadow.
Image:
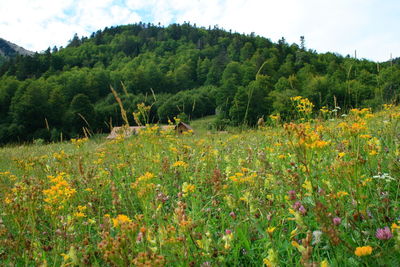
[1,100,400,266]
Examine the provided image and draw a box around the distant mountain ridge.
[0,38,34,58]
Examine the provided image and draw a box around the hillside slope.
[0,22,399,144]
[0,38,34,58]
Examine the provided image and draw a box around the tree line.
[0,22,399,143]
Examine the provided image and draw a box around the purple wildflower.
[333,217,341,226]
[298,205,307,215]
[229,211,236,219]
[293,201,302,210]
[376,226,392,240]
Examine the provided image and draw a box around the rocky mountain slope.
[0,38,34,58]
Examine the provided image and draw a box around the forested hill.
[0,22,399,144]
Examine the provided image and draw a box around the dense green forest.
[0,55,5,66]
[0,22,399,143]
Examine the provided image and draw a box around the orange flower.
[354,246,372,257]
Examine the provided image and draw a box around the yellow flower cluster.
[263,249,278,267]
[130,172,156,198]
[329,191,349,199]
[112,214,132,227]
[43,173,76,210]
[320,106,329,114]
[349,124,367,137]
[139,124,160,135]
[136,172,155,183]
[269,114,281,121]
[93,151,106,164]
[222,230,234,250]
[290,96,314,115]
[73,205,87,218]
[354,246,372,257]
[182,182,196,197]
[172,160,188,168]
[360,134,372,139]
[70,137,88,147]
[285,122,330,150]
[350,108,373,118]
[0,171,17,181]
[229,171,257,184]
[367,137,381,156]
[4,182,29,205]
[383,104,394,110]
[302,180,312,194]
[53,150,68,161]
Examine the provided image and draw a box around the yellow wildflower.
[354,246,372,257]
[74,212,86,218]
[222,230,234,250]
[365,113,374,119]
[336,191,348,198]
[290,228,298,238]
[383,104,394,110]
[302,180,312,193]
[266,227,276,234]
[269,114,281,121]
[112,214,132,227]
[391,223,400,230]
[132,172,155,189]
[77,205,87,211]
[263,248,278,267]
[172,161,188,168]
[43,173,76,210]
[182,182,195,197]
[263,258,273,267]
[61,253,69,261]
[291,241,305,252]
[369,150,378,156]
[320,259,329,267]
[320,106,329,114]
[70,137,88,147]
[361,178,372,186]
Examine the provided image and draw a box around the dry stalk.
[110,85,129,127]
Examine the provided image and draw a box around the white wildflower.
[312,230,323,245]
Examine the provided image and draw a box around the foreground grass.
[1,107,400,266]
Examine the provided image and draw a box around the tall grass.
[0,101,400,266]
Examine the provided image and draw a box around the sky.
[0,0,399,62]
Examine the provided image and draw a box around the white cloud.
[0,0,74,50]
[0,0,399,61]
[134,0,399,61]
[125,0,149,10]
[0,0,141,51]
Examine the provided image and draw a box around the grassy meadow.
[1,100,400,266]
